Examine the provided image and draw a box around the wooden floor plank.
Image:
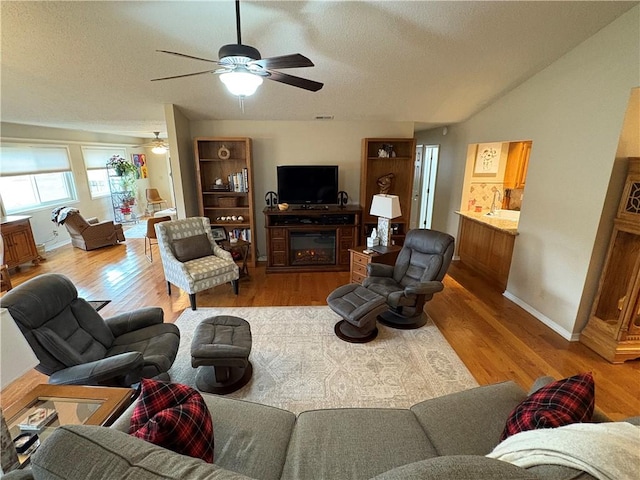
[1,239,638,419]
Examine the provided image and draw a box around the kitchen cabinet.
[580,157,640,363]
[457,214,517,291]
[1,216,40,270]
[504,141,531,190]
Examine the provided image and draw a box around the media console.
[264,205,362,273]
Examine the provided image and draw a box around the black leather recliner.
[363,228,455,329]
[2,273,180,386]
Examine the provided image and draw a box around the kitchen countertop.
[455,211,519,235]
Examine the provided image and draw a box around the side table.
[220,239,251,278]
[349,245,401,285]
[3,384,135,469]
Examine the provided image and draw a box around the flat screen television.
[277,165,338,205]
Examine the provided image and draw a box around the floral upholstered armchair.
[155,217,239,310]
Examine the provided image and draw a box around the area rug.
[169,306,478,414]
[87,300,110,311]
[123,221,147,238]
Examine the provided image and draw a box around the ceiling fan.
[151,0,323,97]
[138,132,169,154]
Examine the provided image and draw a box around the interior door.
[412,145,439,230]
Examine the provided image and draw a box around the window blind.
[81,147,127,170]
[0,145,71,176]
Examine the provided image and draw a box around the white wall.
[416,6,640,339]
[187,120,414,259]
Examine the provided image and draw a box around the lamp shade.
[1,308,38,389]
[370,194,402,219]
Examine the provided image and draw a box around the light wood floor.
[2,238,639,419]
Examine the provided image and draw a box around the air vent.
[314,115,334,120]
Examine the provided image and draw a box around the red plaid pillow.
[129,378,214,462]
[500,372,595,441]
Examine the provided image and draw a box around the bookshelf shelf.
[195,137,256,267]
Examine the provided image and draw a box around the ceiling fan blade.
[266,71,323,92]
[250,54,314,70]
[156,50,219,64]
[151,70,217,81]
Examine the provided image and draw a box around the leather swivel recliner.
[1,273,180,386]
[363,229,455,329]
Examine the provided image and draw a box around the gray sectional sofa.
[10,379,621,480]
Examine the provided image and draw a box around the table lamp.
[1,308,39,390]
[370,194,402,247]
[0,308,38,474]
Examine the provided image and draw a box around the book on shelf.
[227,171,249,193]
[18,407,57,431]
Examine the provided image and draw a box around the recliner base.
[377,310,428,330]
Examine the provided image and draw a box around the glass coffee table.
[3,384,135,468]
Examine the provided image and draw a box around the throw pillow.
[173,234,214,262]
[500,372,594,441]
[129,378,215,462]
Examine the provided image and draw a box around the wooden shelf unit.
[195,137,256,267]
[360,138,416,245]
[264,206,361,273]
[580,157,640,363]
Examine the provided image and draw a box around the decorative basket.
[219,196,240,207]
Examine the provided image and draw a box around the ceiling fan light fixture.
[220,70,263,97]
[152,144,168,154]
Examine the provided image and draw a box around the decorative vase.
[123,213,132,221]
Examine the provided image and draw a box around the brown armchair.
[61,210,125,251]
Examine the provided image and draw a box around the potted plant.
[107,155,137,177]
[120,205,132,221]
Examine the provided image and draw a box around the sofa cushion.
[500,372,594,440]
[369,455,539,480]
[281,408,437,480]
[129,379,215,462]
[173,234,213,262]
[30,425,254,480]
[112,393,296,480]
[411,380,527,456]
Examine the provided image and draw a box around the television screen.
[277,165,338,205]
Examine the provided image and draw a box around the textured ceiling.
[1,1,636,139]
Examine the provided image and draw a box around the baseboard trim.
[502,290,580,342]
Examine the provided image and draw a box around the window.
[0,144,76,214]
[81,147,127,199]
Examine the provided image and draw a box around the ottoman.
[191,315,253,394]
[327,284,387,343]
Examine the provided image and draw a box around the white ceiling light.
[150,132,168,154]
[219,68,263,97]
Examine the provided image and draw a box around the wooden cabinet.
[1,216,40,270]
[457,216,516,291]
[195,137,256,267]
[504,141,531,190]
[349,245,401,285]
[580,157,640,363]
[264,206,361,273]
[360,138,416,245]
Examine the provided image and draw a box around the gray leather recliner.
[363,228,455,329]
[1,273,180,386]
